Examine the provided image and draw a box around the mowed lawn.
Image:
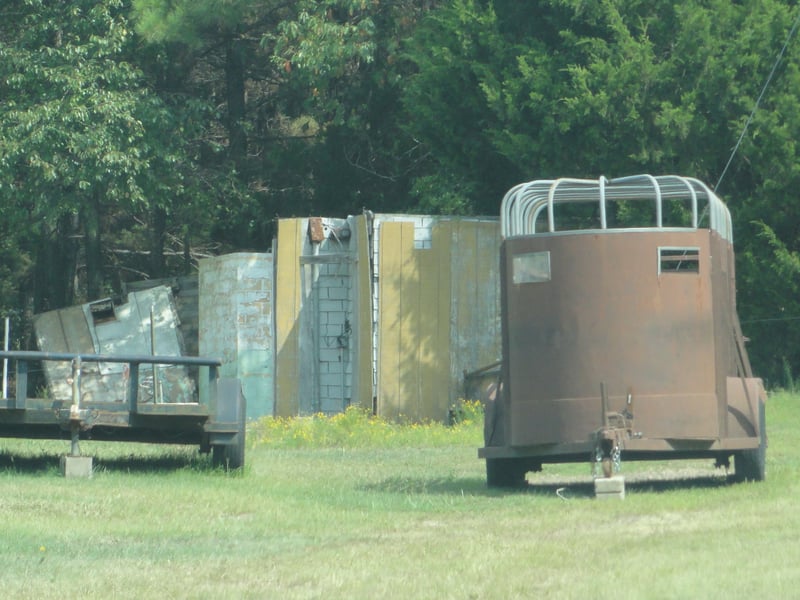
[1,395,799,599]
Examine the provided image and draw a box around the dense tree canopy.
[2,0,800,382]
[402,0,800,383]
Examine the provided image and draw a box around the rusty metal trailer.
[0,351,245,469]
[479,174,766,487]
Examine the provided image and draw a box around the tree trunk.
[226,36,247,166]
[33,214,79,313]
[182,227,192,275]
[150,206,167,279]
[82,192,104,301]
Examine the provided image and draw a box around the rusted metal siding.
[33,286,193,404]
[503,230,719,446]
[124,277,199,356]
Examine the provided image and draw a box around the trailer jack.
[592,429,622,478]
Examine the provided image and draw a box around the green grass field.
[1,396,799,599]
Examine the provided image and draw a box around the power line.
[741,315,800,325]
[714,6,800,192]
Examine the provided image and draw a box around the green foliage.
[0,0,183,211]
[132,0,262,47]
[401,0,794,197]
[738,220,800,384]
[0,0,205,306]
[401,0,521,214]
[781,357,796,393]
[2,0,800,380]
[400,0,800,380]
[447,398,484,426]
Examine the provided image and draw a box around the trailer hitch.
[591,383,637,478]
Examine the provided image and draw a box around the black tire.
[734,400,766,482]
[212,427,245,471]
[486,457,529,488]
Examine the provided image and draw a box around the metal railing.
[500,174,733,241]
[0,350,221,413]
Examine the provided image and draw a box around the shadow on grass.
[360,476,494,497]
[0,451,62,474]
[0,449,217,475]
[93,453,215,474]
[362,471,734,499]
[524,473,731,499]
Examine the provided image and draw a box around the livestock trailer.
[479,175,766,486]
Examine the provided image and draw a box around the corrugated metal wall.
[34,286,193,404]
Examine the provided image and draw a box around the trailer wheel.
[734,399,766,482]
[212,424,245,471]
[213,438,244,471]
[486,458,529,488]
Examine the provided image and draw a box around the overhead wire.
[714,6,800,193]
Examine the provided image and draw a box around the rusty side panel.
[502,230,727,448]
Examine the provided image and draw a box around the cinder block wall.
[314,260,354,413]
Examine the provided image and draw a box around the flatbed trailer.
[0,350,245,469]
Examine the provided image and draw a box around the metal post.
[128,362,140,413]
[2,316,8,399]
[600,381,610,428]
[150,306,160,403]
[70,357,82,456]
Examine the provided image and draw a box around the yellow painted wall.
[377,221,454,421]
[275,215,501,422]
[376,219,501,421]
[353,214,374,410]
[274,219,303,417]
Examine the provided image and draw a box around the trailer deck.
[0,351,245,469]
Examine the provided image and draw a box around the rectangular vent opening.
[659,247,699,274]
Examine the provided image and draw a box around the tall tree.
[0,0,198,309]
[271,1,439,215]
[132,0,415,246]
[401,0,800,381]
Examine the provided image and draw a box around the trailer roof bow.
[500,174,732,242]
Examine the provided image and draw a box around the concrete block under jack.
[60,455,93,479]
[594,475,625,500]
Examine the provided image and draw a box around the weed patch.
[249,403,483,449]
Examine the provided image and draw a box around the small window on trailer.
[659,247,700,274]
[513,251,551,284]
